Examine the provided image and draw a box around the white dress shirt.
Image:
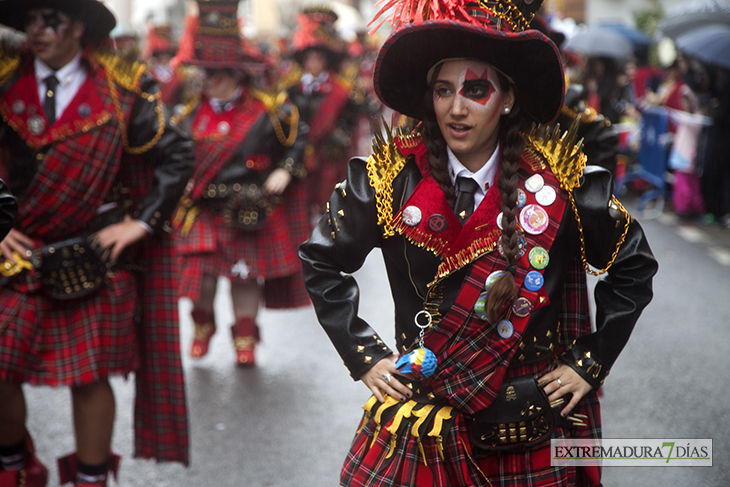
[35,51,87,124]
[447,143,500,212]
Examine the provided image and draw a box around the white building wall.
[586,0,693,26]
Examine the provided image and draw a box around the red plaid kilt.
[177,181,310,308]
[0,270,138,386]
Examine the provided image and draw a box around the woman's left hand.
[263,168,292,195]
[539,364,593,418]
[93,214,148,264]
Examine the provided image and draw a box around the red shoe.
[0,434,48,487]
[190,309,216,358]
[231,317,260,366]
[57,452,120,486]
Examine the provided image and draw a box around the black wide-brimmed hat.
[372,0,564,124]
[0,0,116,42]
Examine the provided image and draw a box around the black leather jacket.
[299,138,658,391]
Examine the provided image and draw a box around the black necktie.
[43,74,59,126]
[454,176,480,223]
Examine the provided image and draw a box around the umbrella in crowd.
[599,22,651,50]
[657,0,730,39]
[563,26,634,59]
[675,24,730,70]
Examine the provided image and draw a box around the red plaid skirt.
[341,358,601,487]
[177,205,308,307]
[0,270,138,386]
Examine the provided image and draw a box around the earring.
[502,107,511,115]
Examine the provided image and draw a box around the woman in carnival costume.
[171,0,309,366]
[299,0,658,485]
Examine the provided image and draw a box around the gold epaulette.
[92,50,165,155]
[524,116,587,192]
[0,42,21,88]
[251,89,299,147]
[366,122,408,237]
[91,50,147,93]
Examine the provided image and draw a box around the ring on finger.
[556,378,563,387]
[381,373,392,385]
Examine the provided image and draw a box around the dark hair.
[422,64,527,323]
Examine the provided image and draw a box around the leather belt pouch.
[41,236,108,300]
[470,374,571,451]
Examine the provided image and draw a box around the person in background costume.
[299,1,658,486]
[143,23,183,109]
[286,6,363,222]
[171,0,309,367]
[0,0,194,486]
[531,15,620,176]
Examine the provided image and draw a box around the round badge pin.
[485,270,505,291]
[12,100,25,115]
[428,214,447,233]
[217,121,231,135]
[517,188,527,208]
[519,204,550,235]
[512,297,533,318]
[535,186,556,206]
[497,319,514,339]
[28,115,45,135]
[498,232,527,259]
[473,291,489,321]
[496,212,504,230]
[524,270,544,292]
[524,174,544,193]
[78,103,91,118]
[528,246,550,270]
[402,205,422,226]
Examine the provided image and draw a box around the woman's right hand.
[361,356,413,403]
[0,228,34,264]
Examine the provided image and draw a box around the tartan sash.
[305,76,350,145]
[392,146,568,415]
[0,63,128,241]
[184,95,268,201]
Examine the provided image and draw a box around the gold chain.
[570,194,631,276]
[106,72,166,155]
[266,104,299,148]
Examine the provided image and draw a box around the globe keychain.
[395,310,438,379]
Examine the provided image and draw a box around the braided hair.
[422,67,528,323]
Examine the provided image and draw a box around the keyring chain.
[414,310,432,348]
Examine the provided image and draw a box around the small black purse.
[41,236,109,300]
[470,374,571,451]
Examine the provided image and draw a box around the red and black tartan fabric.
[341,258,601,487]
[301,76,355,212]
[176,98,310,308]
[0,50,189,464]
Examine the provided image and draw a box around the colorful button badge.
[519,204,550,235]
[402,206,422,226]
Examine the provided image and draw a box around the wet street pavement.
[23,201,730,486]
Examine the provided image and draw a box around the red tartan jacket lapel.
[0,59,112,151]
[187,95,267,201]
[305,75,350,145]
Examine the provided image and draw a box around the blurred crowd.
[546,5,730,227]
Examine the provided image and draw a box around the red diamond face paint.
[432,59,513,172]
